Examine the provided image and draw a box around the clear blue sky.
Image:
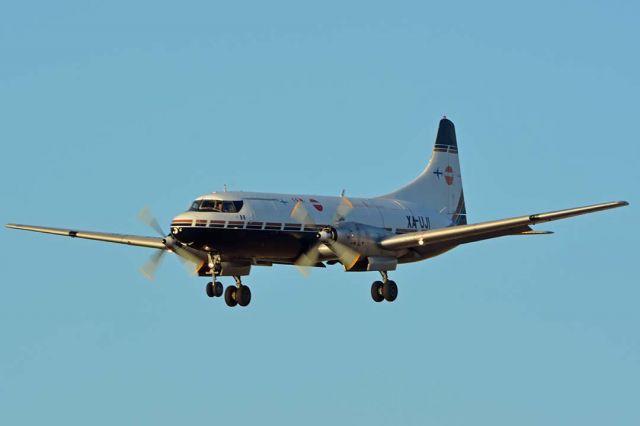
[1,1,638,424]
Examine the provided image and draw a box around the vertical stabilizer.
[380,118,467,225]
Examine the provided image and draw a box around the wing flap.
[379,201,628,251]
[6,223,165,249]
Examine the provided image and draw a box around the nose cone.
[170,213,196,242]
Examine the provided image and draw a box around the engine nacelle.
[319,222,397,258]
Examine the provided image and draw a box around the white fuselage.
[173,191,452,235]
[169,190,456,271]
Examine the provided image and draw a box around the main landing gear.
[205,276,251,307]
[205,253,251,308]
[224,276,252,307]
[371,271,398,303]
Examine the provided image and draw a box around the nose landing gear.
[205,281,224,298]
[371,271,397,303]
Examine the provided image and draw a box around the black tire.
[224,286,237,307]
[382,280,398,302]
[206,282,215,298]
[214,281,224,297]
[237,285,252,307]
[371,281,384,302]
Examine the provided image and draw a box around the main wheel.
[237,285,252,307]
[214,281,223,297]
[371,281,384,302]
[382,280,398,302]
[224,286,237,307]
[206,282,215,298]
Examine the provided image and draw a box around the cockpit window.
[222,201,241,213]
[189,200,243,213]
[200,200,223,211]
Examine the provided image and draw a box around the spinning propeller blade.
[140,249,167,280]
[137,207,203,279]
[333,196,353,223]
[326,240,360,270]
[173,244,205,268]
[172,248,202,276]
[138,206,165,237]
[289,195,358,275]
[291,201,315,226]
[294,242,321,276]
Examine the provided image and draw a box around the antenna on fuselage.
[223,184,228,192]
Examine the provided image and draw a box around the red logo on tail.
[444,166,454,186]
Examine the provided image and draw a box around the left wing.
[5,223,165,249]
[379,201,628,251]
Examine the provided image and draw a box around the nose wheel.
[205,281,223,298]
[371,271,398,303]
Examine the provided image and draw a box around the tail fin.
[380,117,467,225]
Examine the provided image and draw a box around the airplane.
[6,118,628,308]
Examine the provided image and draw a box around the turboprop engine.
[316,222,400,272]
[317,222,395,257]
[291,197,402,273]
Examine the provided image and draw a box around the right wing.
[5,223,165,249]
[379,200,629,251]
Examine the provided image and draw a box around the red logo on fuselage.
[309,199,323,212]
[444,166,454,186]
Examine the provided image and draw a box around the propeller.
[138,206,165,237]
[290,197,361,275]
[140,248,166,280]
[137,207,204,280]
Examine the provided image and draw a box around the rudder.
[380,117,467,225]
